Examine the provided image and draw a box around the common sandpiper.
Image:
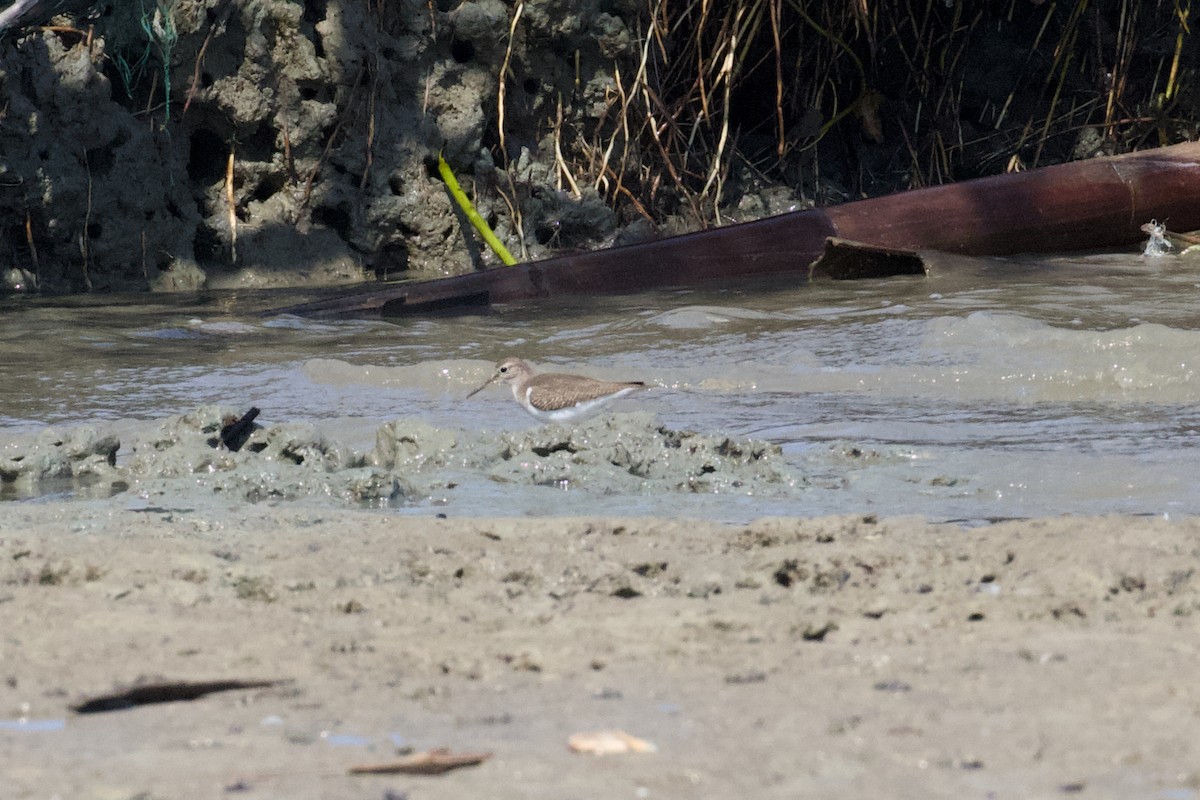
[467,357,646,423]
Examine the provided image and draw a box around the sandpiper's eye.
[499,366,508,373]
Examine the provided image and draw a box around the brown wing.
[526,376,645,411]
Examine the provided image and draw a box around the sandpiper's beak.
[466,370,498,399]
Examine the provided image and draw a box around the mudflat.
[2,502,1198,799]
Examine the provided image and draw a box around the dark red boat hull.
[275,141,1200,317]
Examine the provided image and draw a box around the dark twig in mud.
[359,67,377,191]
[79,149,92,290]
[349,749,492,776]
[281,116,297,186]
[72,678,285,714]
[300,66,367,212]
[22,202,40,282]
[214,407,260,452]
[182,0,235,117]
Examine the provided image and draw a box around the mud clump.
[479,413,801,493]
[0,408,801,505]
[122,406,408,504]
[0,405,406,504]
[0,425,121,498]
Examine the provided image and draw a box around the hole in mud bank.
[302,0,327,23]
[96,54,121,89]
[5,221,29,249]
[451,38,475,63]
[534,222,560,245]
[187,128,229,185]
[165,197,183,219]
[193,223,223,260]
[299,0,327,59]
[252,172,285,202]
[313,203,352,238]
[200,71,214,88]
[86,223,102,239]
[239,122,276,162]
[297,80,331,103]
[371,242,409,276]
[388,172,404,195]
[523,77,539,95]
[84,146,114,174]
[19,66,36,99]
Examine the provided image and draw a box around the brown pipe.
[273,141,1200,317]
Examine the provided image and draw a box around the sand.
[3,500,1199,799]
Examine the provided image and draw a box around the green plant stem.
[437,153,518,266]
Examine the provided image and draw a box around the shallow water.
[3,250,1200,521]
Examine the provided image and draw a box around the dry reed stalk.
[144,70,159,130]
[182,0,234,117]
[534,1,1192,233]
[698,1,742,213]
[590,67,623,195]
[80,149,92,289]
[552,94,582,197]
[23,207,39,280]
[602,163,653,221]
[495,171,527,260]
[788,0,869,149]
[768,0,784,158]
[225,145,237,262]
[1103,0,1136,138]
[281,115,297,185]
[360,68,377,191]
[497,0,524,163]
[1032,4,1086,167]
[1163,3,1188,101]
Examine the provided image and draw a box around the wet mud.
[0,405,802,505]
[3,504,1199,798]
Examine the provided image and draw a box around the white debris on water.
[1141,219,1174,257]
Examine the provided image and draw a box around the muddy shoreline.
[3,499,1199,798]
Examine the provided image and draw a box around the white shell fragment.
[567,730,658,755]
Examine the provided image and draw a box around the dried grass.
[543,0,1197,229]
